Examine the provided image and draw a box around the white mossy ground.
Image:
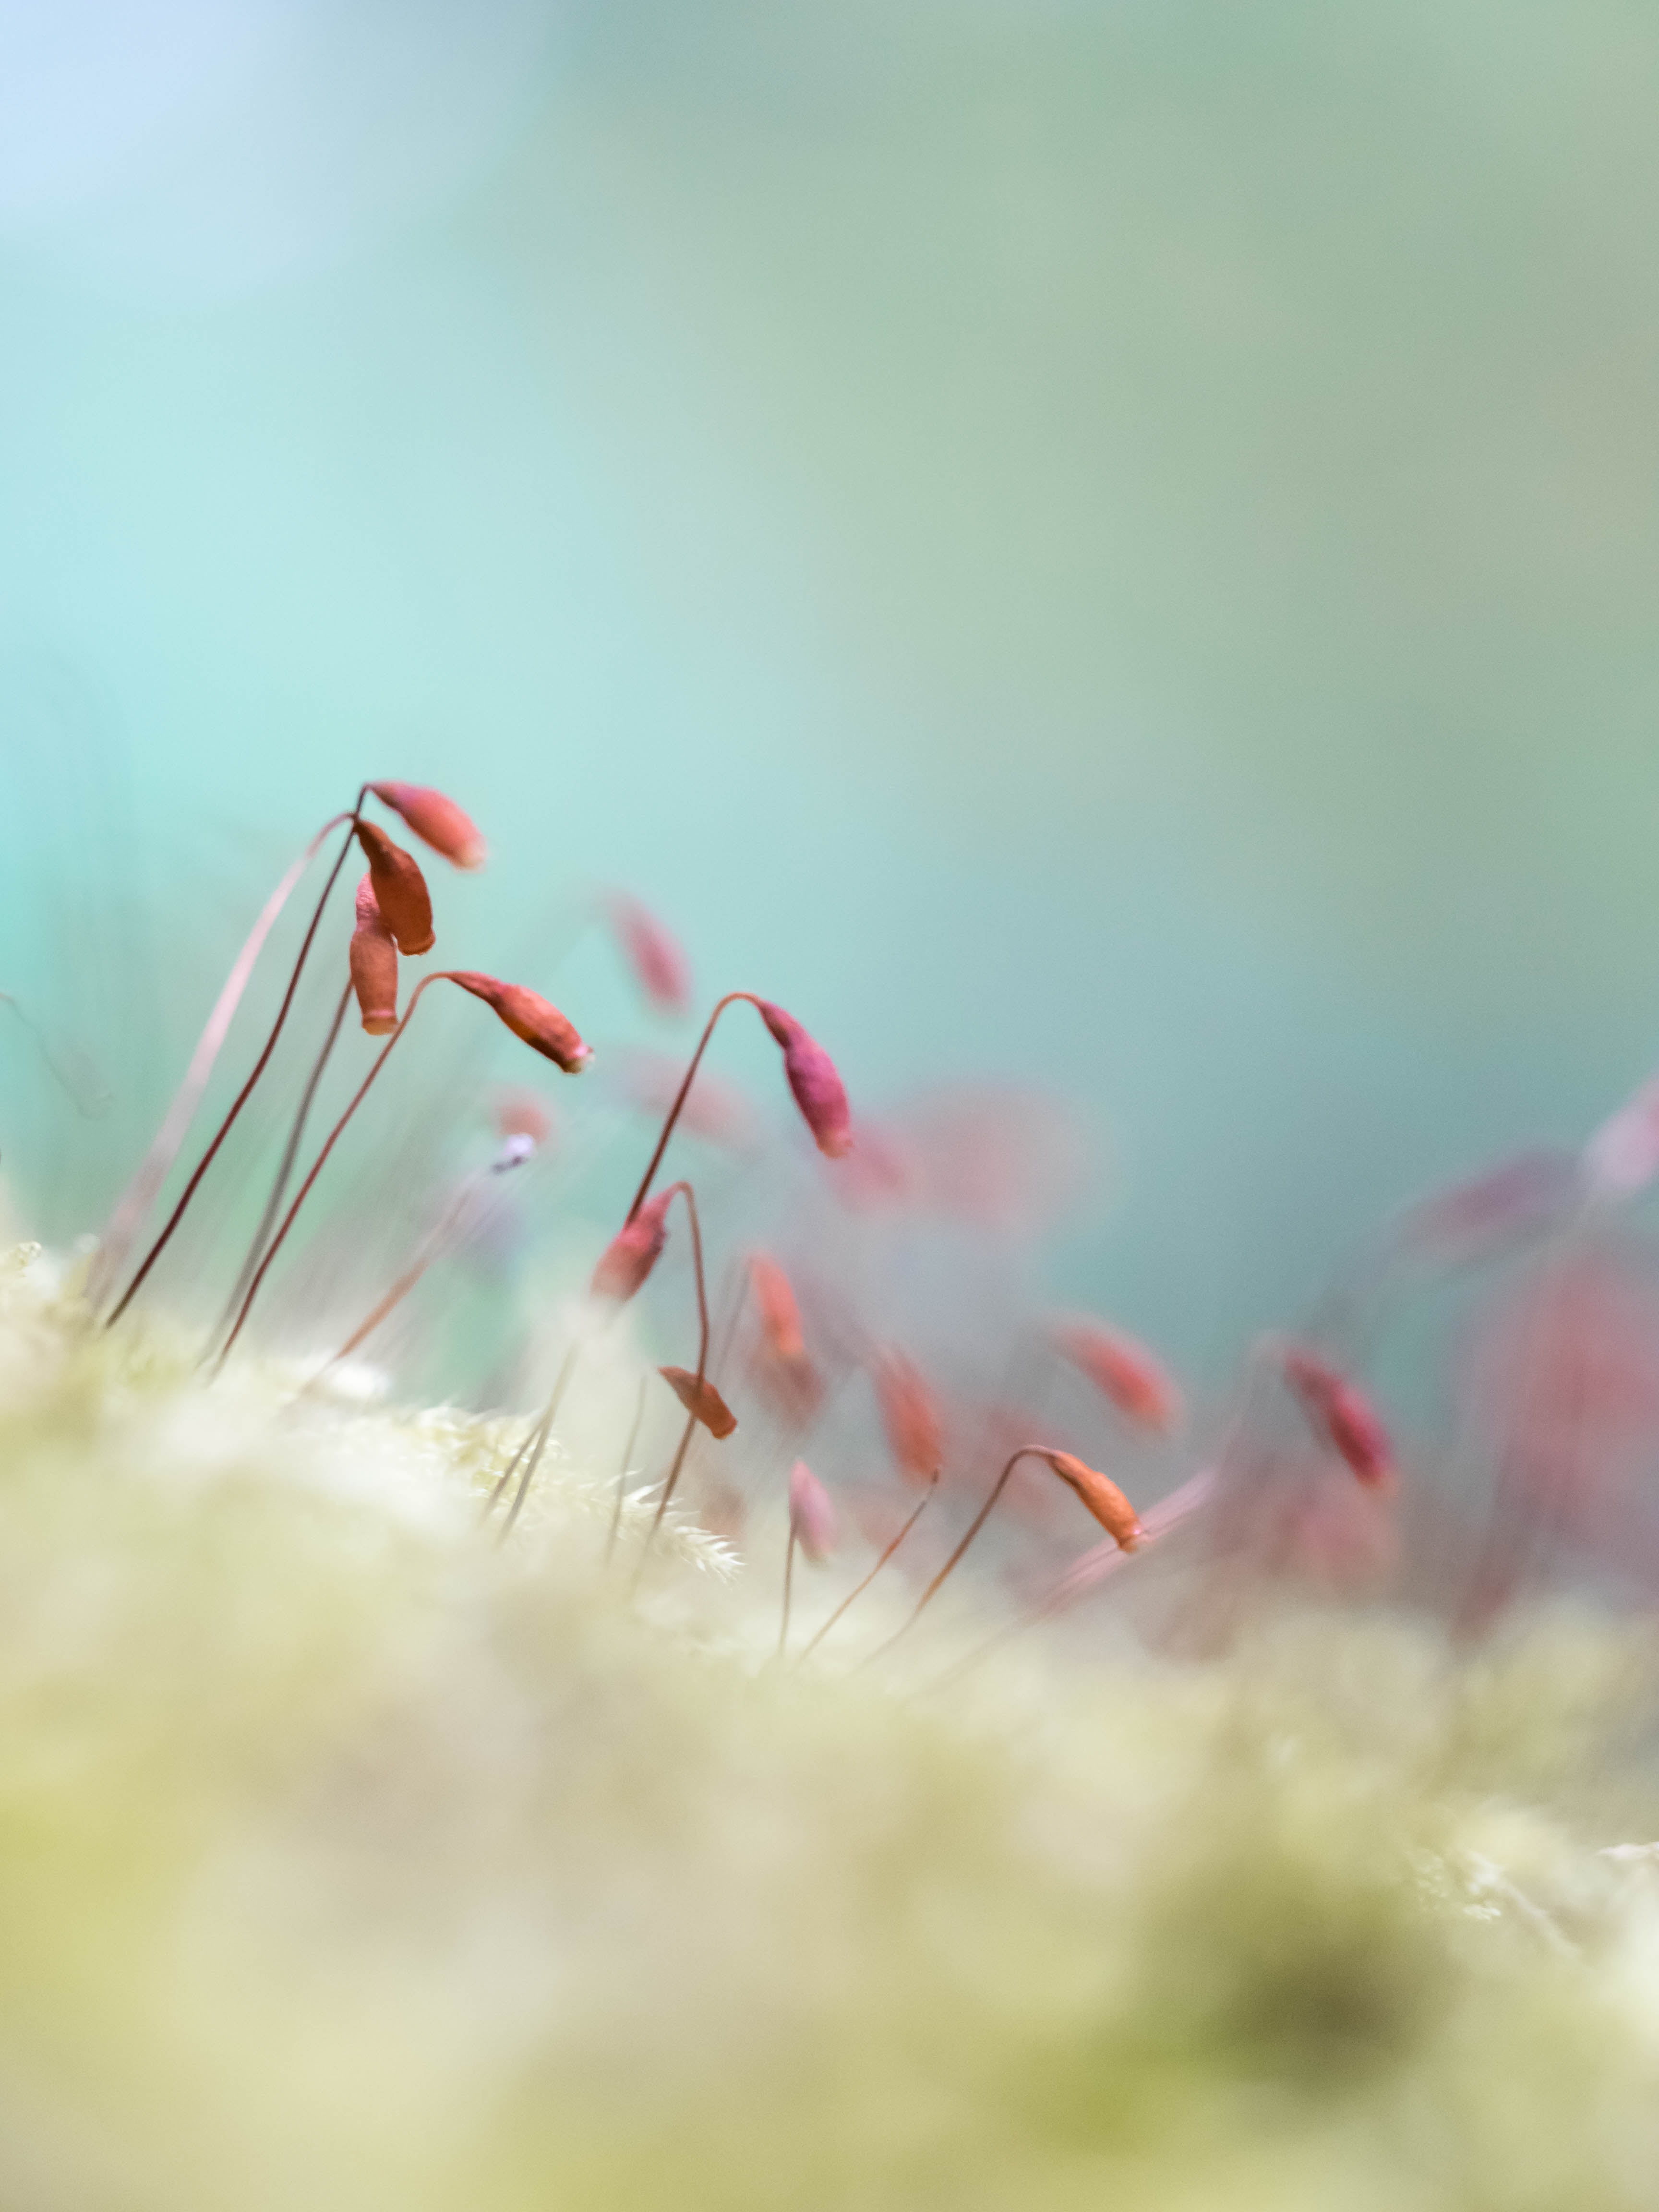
[2,1245,1659,2211]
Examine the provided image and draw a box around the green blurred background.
[3,0,1658,1377]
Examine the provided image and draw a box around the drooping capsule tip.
[788,1459,838,1563]
[754,998,853,1161]
[369,781,487,870]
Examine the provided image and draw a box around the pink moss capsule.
[1051,1318,1181,1433]
[606,893,692,1017]
[348,876,399,1036]
[755,999,853,1160]
[447,972,592,1074]
[874,1349,943,1484]
[1281,1348,1394,1490]
[1040,1448,1143,1550]
[659,1365,737,1439]
[369,781,486,870]
[1585,1080,1659,1200]
[1401,1149,1579,1257]
[591,1189,674,1303]
[788,1460,838,1563]
[354,817,435,956]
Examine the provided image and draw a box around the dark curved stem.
[606,1374,650,1563]
[214,979,353,1353]
[215,969,455,1367]
[497,1340,582,1541]
[920,1467,1209,1696]
[481,1408,552,1525]
[635,1181,713,1579]
[105,791,367,1327]
[796,1474,938,1662]
[625,992,762,1222]
[870,1449,1047,1661]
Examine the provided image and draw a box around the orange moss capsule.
[1039,1448,1143,1550]
[447,972,592,1074]
[354,817,435,956]
[874,1349,943,1484]
[750,1252,806,1364]
[348,876,399,1035]
[1052,1317,1181,1433]
[659,1365,737,1439]
[369,781,486,870]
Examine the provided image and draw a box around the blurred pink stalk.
[1034,1467,1216,1619]
[88,812,349,1307]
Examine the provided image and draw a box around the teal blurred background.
[4,0,1659,1378]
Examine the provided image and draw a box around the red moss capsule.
[447,972,592,1073]
[788,1460,838,1563]
[492,1088,553,1146]
[747,1252,821,1424]
[354,817,435,956]
[874,1349,943,1484]
[348,876,399,1036]
[1040,1449,1143,1550]
[614,1047,757,1149]
[1052,1318,1181,1433]
[606,892,692,1017]
[749,1252,805,1363]
[591,1189,674,1303]
[755,999,853,1160]
[369,781,487,870]
[659,1366,737,1439]
[1402,1150,1579,1258]
[1281,1348,1394,1490]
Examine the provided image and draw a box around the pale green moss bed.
[2,1246,1659,2211]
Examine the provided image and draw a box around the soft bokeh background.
[4,0,1659,1379]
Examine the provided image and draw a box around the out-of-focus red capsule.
[1038,1449,1143,1550]
[447,972,592,1073]
[1464,1250,1659,1543]
[492,1088,553,1146]
[591,1189,674,1304]
[755,999,853,1160]
[788,1460,838,1563]
[605,892,692,1018]
[874,1349,943,1484]
[612,1048,757,1148]
[369,781,487,870]
[354,817,435,956]
[1401,1149,1579,1257]
[1051,1317,1181,1433]
[749,1252,805,1363]
[747,1251,821,1424]
[659,1365,737,1439]
[831,1120,916,1211]
[1281,1347,1395,1490]
[348,876,399,1036]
